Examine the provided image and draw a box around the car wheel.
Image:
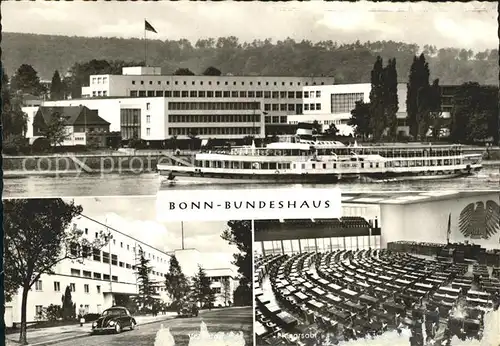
[114,323,122,334]
[130,321,136,330]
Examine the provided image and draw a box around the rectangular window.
[181,91,189,97]
[264,104,271,111]
[155,90,163,97]
[280,104,287,111]
[316,91,321,97]
[288,92,295,98]
[103,274,110,280]
[223,91,230,97]
[54,281,60,292]
[215,91,222,97]
[173,91,180,97]
[304,104,309,111]
[316,103,321,110]
[111,254,118,266]
[264,91,271,98]
[310,104,315,111]
[256,91,263,98]
[146,115,150,123]
[34,280,42,291]
[147,90,154,97]
[207,91,214,97]
[146,128,151,136]
[35,305,43,317]
[102,252,110,264]
[71,269,81,276]
[93,272,101,279]
[70,283,76,292]
[83,270,91,278]
[272,104,279,111]
[84,284,89,293]
[112,276,118,282]
[331,93,364,113]
[296,91,303,98]
[272,91,279,99]
[146,103,151,110]
[304,91,309,98]
[93,248,101,261]
[97,285,101,293]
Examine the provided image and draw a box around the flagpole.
[144,18,147,67]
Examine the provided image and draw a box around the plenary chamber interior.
[254,191,500,346]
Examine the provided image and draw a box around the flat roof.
[342,191,498,205]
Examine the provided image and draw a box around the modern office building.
[4,216,240,326]
[287,83,452,137]
[22,66,334,141]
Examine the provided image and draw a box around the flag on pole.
[145,20,157,33]
[447,213,451,243]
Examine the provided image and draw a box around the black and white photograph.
[1,1,499,198]
[254,191,500,345]
[3,197,252,346]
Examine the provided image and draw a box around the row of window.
[257,236,382,255]
[304,103,322,111]
[168,102,260,111]
[34,280,101,293]
[91,77,108,84]
[130,90,307,99]
[265,116,288,124]
[169,114,261,123]
[92,91,108,97]
[168,127,260,136]
[130,79,327,87]
[77,226,169,264]
[263,103,302,112]
[70,266,164,280]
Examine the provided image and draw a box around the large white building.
[287,83,451,137]
[5,216,239,326]
[23,66,334,141]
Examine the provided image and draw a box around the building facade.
[287,83,452,137]
[5,215,171,326]
[35,66,333,140]
[5,217,240,326]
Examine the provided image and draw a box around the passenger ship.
[157,134,483,184]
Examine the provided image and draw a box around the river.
[3,166,499,198]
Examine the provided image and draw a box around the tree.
[428,79,444,140]
[369,56,386,140]
[383,58,399,140]
[50,70,65,100]
[134,246,157,312]
[206,288,216,309]
[349,100,371,139]
[191,265,212,307]
[61,285,76,320]
[221,277,232,306]
[407,54,430,140]
[324,123,339,137]
[311,120,322,135]
[1,71,28,143]
[221,221,252,306]
[10,64,45,96]
[450,83,499,144]
[164,255,190,309]
[188,129,199,150]
[173,68,195,76]
[3,198,109,345]
[39,111,70,147]
[203,66,222,76]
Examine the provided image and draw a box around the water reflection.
[3,167,499,198]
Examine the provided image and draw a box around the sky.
[68,196,239,271]
[2,1,497,51]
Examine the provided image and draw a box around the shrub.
[44,304,62,321]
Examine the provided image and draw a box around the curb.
[20,316,176,346]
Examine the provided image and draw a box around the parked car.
[91,307,137,334]
[177,302,199,317]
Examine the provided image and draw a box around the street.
[48,307,252,346]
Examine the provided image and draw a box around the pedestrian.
[78,305,86,327]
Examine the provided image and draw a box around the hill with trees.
[2,32,498,85]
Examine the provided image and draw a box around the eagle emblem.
[459,200,500,239]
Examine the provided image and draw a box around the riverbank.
[2,153,195,175]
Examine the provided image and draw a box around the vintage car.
[91,307,137,334]
[177,302,199,317]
